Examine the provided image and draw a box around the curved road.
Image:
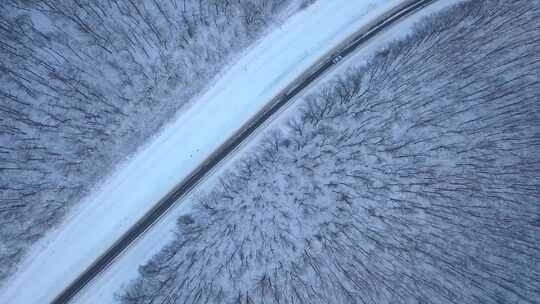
[52,0,437,303]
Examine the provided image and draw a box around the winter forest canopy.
[119,0,540,303]
[0,0,312,283]
[0,0,538,302]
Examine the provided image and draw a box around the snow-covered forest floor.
[119,0,540,303]
[0,0,314,284]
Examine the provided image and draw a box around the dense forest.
[0,0,312,283]
[120,0,540,303]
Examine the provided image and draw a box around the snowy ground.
[0,0,463,303]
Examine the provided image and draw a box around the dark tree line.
[119,0,540,303]
[0,0,312,283]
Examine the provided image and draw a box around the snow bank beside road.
[0,0,415,303]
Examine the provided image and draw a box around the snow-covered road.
[0,0,459,303]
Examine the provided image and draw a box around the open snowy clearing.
[0,0,461,303]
